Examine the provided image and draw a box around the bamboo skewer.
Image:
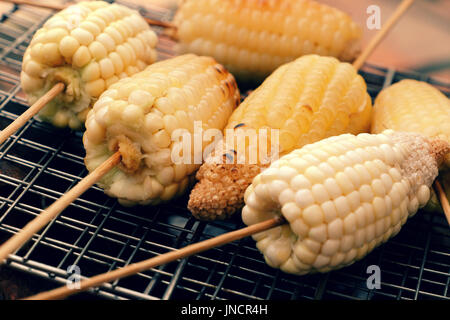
[0,82,65,145]
[434,181,450,226]
[144,18,176,29]
[25,215,285,300]
[352,0,415,70]
[0,151,121,264]
[13,0,418,300]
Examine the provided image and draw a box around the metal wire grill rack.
[0,1,449,301]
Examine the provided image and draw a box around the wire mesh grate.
[0,1,449,301]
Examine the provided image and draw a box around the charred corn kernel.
[189,54,372,220]
[84,54,240,206]
[173,0,362,80]
[21,1,157,130]
[242,131,449,274]
[371,79,450,214]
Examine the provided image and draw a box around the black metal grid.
[0,1,449,301]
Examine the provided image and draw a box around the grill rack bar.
[0,0,448,300]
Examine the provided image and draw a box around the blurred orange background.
[320,0,450,82]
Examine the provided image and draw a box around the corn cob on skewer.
[21,1,158,130]
[242,130,449,274]
[371,79,450,165]
[370,79,450,218]
[173,0,362,80]
[83,54,240,206]
[188,54,372,220]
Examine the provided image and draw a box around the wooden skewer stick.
[0,82,65,145]
[352,0,415,70]
[144,17,176,30]
[0,151,121,264]
[19,0,413,300]
[434,180,450,226]
[25,215,285,300]
[1,0,67,11]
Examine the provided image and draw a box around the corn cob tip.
[188,157,266,220]
[420,131,450,215]
[428,137,450,167]
[383,130,444,195]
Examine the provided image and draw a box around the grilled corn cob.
[188,54,372,220]
[371,79,450,165]
[83,54,240,206]
[242,131,449,274]
[371,79,450,215]
[173,0,362,80]
[21,1,158,130]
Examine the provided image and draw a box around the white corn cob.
[83,54,240,206]
[21,1,158,130]
[371,79,450,215]
[173,0,362,80]
[242,130,449,274]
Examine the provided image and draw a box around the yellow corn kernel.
[71,28,94,46]
[59,35,80,58]
[89,41,108,60]
[73,46,92,68]
[82,62,101,82]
